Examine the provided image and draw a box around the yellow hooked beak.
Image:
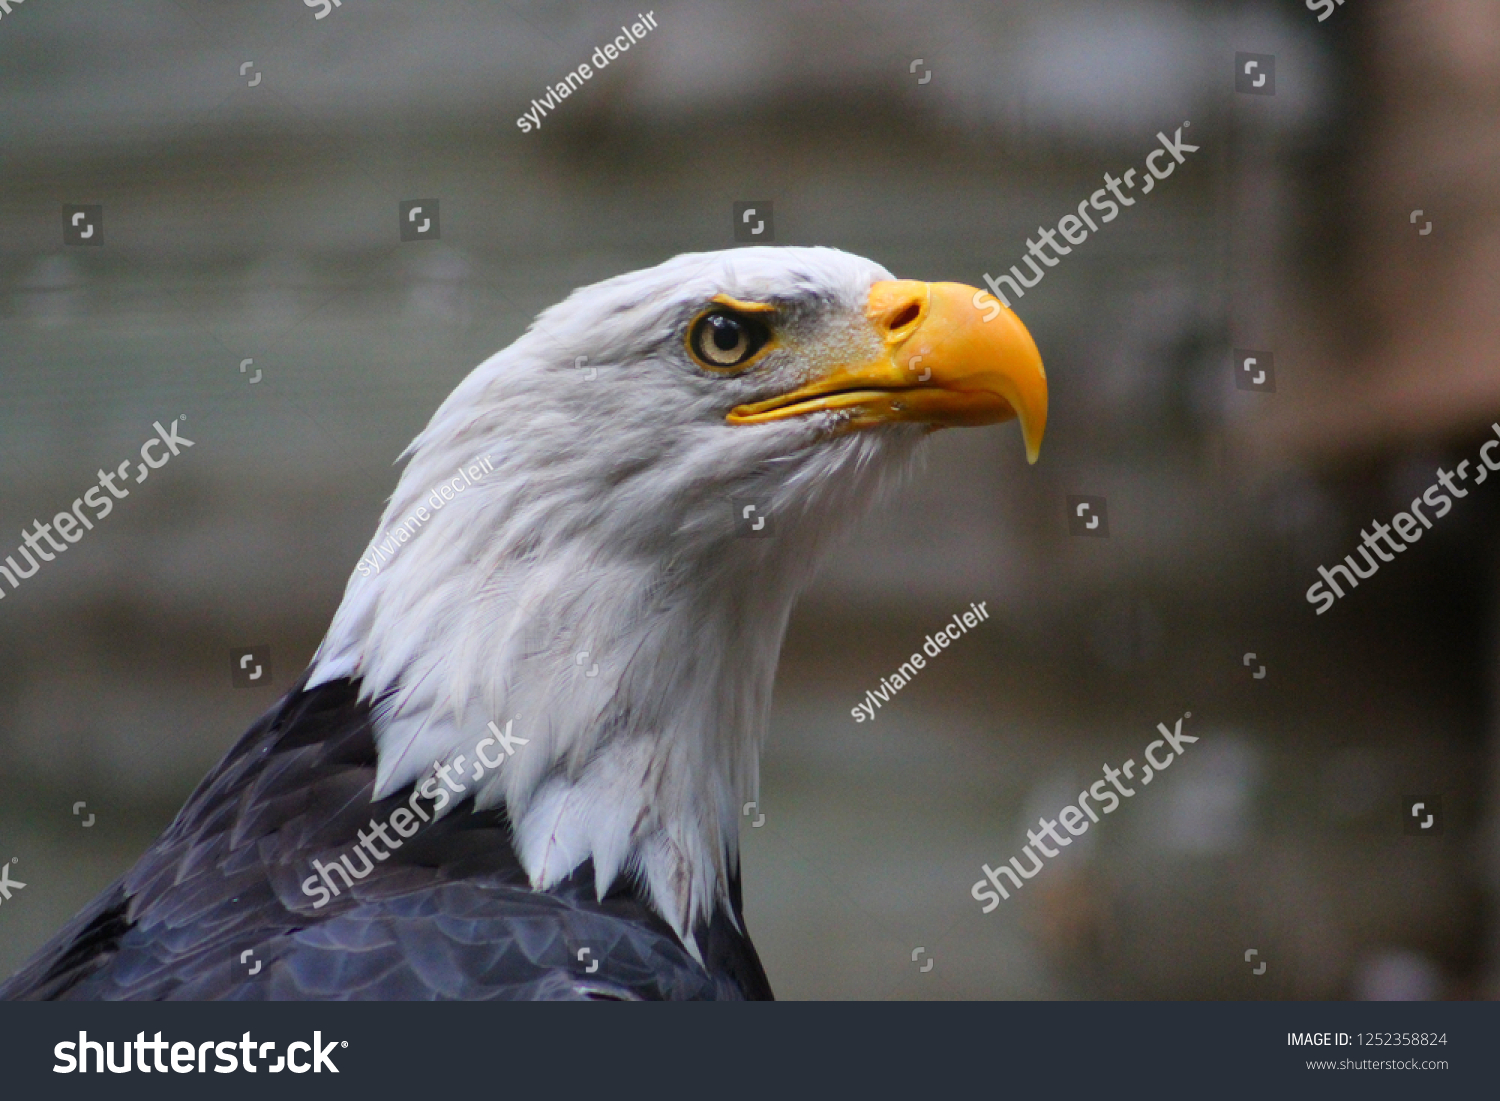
[726,280,1048,464]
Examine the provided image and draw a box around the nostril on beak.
[885,300,922,334]
[866,279,931,341]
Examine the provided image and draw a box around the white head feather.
[308,247,931,948]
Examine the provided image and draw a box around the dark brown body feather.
[1,677,772,1001]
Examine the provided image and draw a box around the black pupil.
[710,315,741,350]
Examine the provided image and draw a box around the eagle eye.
[688,310,771,371]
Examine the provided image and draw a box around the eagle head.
[308,246,1046,947]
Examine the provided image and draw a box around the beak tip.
[1021,411,1045,466]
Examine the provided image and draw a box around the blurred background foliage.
[1,0,1497,999]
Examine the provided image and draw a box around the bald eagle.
[2,247,1045,1000]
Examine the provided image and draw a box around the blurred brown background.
[1,0,1497,999]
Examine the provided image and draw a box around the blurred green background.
[2,0,1497,999]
